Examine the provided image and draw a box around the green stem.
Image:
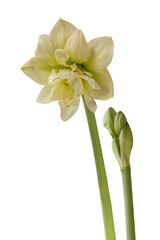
[83,96,116,240]
[121,167,136,240]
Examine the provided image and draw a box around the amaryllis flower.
[21,19,114,121]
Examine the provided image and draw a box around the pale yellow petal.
[86,37,114,70]
[21,57,51,85]
[50,83,65,101]
[84,94,97,112]
[65,30,90,63]
[37,84,54,103]
[84,69,114,100]
[50,71,75,81]
[62,86,74,104]
[59,98,80,121]
[55,49,69,65]
[35,34,57,66]
[50,19,77,49]
[48,69,56,83]
[81,75,100,90]
[67,77,83,97]
[83,71,93,77]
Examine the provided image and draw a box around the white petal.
[81,75,100,90]
[21,57,51,85]
[84,69,114,100]
[37,84,54,103]
[65,30,90,63]
[50,19,77,49]
[67,77,83,97]
[50,84,65,101]
[55,49,69,65]
[84,94,97,112]
[83,71,93,77]
[86,37,114,69]
[59,98,80,121]
[48,69,56,83]
[62,86,74,104]
[52,71,76,81]
[35,34,57,66]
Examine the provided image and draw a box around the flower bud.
[103,107,117,138]
[114,111,127,136]
[119,123,133,168]
[104,107,133,169]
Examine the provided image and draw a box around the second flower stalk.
[104,108,136,240]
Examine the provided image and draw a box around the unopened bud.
[114,111,127,136]
[103,107,117,138]
[119,123,133,168]
[103,108,133,169]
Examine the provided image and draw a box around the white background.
[0,0,160,239]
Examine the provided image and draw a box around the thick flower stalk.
[21,19,114,120]
[21,19,116,240]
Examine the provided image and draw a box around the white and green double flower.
[22,19,114,120]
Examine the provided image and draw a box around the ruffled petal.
[21,57,51,85]
[48,69,56,83]
[65,30,90,63]
[49,70,75,81]
[35,34,57,66]
[86,37,114,70]
[55,49,69,65]
[59,98,80,121]
[84,69,114,100]
[84,94,97,112]
[37,84,54,103]
[81,75,100,90]
[50,19,77,49]
[67,77,83,97]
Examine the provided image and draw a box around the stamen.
[71,63,82,76]
[64,82,69,86]
[71,63,78,72]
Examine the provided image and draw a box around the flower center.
[71,63,82,75]
[47,49,100,108]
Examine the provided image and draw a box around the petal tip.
[21,66,24,71]
[57,18,64,24]
[21,62,27,71]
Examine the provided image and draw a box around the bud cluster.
[103,108,133,169]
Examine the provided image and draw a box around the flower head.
[21,19,114,121]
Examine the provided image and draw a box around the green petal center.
[49,50,100,91]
